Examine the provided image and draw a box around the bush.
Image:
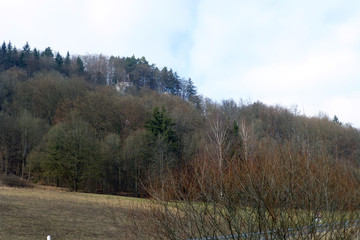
[0,174,33,188]
[126,138,360,240]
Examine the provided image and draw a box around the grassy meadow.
[1,176,359,240]
[0,184,147,240]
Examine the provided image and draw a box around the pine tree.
[55,52,63,70]
[5,42,13,69]
[1,42,6,53]
[4,44,19,69]
[65,51,71,65]
[76,56,84,76]
[22,42,31,54]
[42,47,54,58]
[18,52,26,68]
[124,55,138,73]
[64,51,71,76]
[186,78,197,99]
[33,48,40,60]
[19,42,31,68]
[144,106,179,174]
[171,71,181,96]
[186,78,201,109]
[7,42,12,52]
[0,42,6,68]
[145,106,176,140]
[29,48,41,74]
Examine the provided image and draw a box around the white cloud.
[323,95,360,126]
[79,0,197,68]
[189,0,360,127]
[2,0,196,71]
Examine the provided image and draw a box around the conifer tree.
[55,52,63,71]
[18,52,26,68]
[76,56,84,76]
[144,106,179,175]
[1,42,6,53]
[186,78,201,109]
[7,42,12,52]
[64,51,71,76]
[19,42,31,68]
[42,47,54,58]
[65,51,71,65]
[5,42,13,69]
[0,42,6,68]
[186,78,197,99]
[22,42,30,54]
[33,48,40,60]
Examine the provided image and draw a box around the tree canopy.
[0,41,359,197]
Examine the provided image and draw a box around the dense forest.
[1,41,360,196]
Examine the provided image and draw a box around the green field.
[0,184,146,240]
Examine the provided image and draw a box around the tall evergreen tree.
[29,48,40,74]
[33,48,40,60]
[17,42,31,69]
[160,67,169,93]
[145,107,177,141]
[186,78,201,109]
[12,47,18,66]
[42,47,54,58]
[55,52,63,71]
[124,55,138,73]
[0,42,6,69]
[65,51,71,65]
[144,106,179,175]
[5,42,13,69]
[22,42,31,54]
[186,78,197,99]
[63,51,71,76]
[171,71,181,96]
[1,42,6,54]
[76,56,84,76]
[7,42,12,52]
[18,52,26,68]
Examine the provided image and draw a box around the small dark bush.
[0,174,33,188]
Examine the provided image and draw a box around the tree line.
[0,41,360,198]
[0,41,200,107]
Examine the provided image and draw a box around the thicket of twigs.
[124,125,360,240]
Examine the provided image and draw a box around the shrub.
[0,174,33,188]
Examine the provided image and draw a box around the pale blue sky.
[2,0,360,127]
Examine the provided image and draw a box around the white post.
[47,235,51,240]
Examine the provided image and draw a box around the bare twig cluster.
[126,123,360,240]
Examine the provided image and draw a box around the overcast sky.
[2,0,360,127]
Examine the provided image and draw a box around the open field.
[1,181,360,240]
[0,184,146,240]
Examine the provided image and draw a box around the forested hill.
[0,41,200,105]
[1,41,359,194]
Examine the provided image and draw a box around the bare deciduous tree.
[123,133,360,240]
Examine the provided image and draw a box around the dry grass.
[1,183,358,240]
[0,185,148,240]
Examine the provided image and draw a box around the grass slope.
[0,185,143,240]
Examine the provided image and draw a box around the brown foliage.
[129,135,360,239]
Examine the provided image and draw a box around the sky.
[2,0,360,127]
